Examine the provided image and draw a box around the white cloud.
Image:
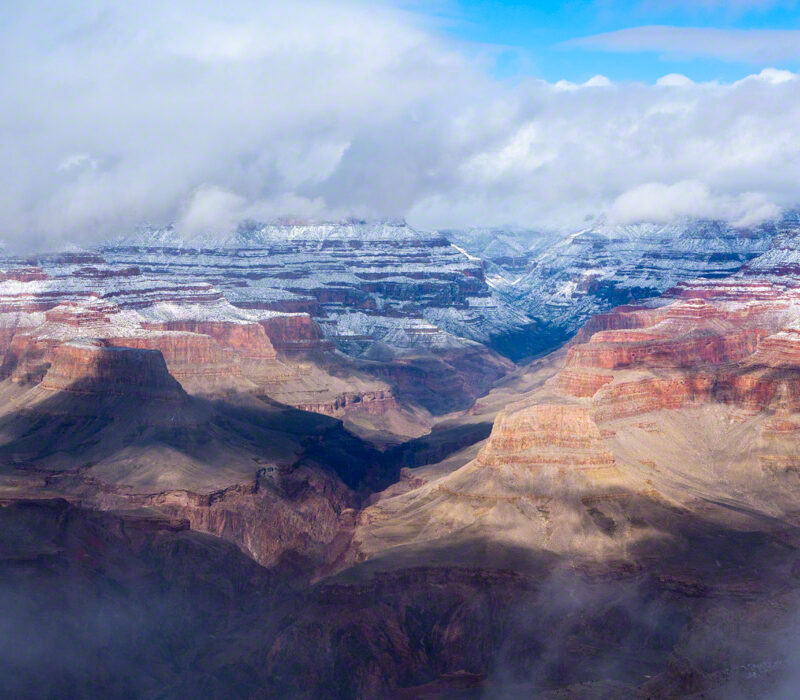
[656,73,695,87]
[1,2,800,249]
[176,186,247,237]
[57,153,98,173]
[568,26,800,63]
[609,181,780,227]
[584,75,613,87]
[742,67,797,84]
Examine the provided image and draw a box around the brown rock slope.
[0,337,401,572]
[349,284,800,569]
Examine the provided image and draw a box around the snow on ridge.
[112,218,442,249]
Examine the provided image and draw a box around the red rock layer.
[591,375,714,422]
[0,325,21,361]
[142,320,278,359]
[555,368,614,397]
[0,334,57,384]
[44,304,111,327]
[747,329,800,369]
[0,267,48,282]
[135,467,354,568]
[259,315,333,352]
[573,306,660,343]
[666,279,784,302]
[104,333,244,382]
[717,368,800,412]
[566,329,765,370]
[40,342,185,400]
[557,283,800,416]
[476,404,617,479]
[294,390,398,418]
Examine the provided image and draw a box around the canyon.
[457,215,800,358]
[4,216,800,697]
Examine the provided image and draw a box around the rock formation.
[4,216,800,697]
[40,341,186,400]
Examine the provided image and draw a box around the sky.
[437,0,800,82]
[2,0,800,249]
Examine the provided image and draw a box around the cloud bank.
[569,26,800,63]
[2,1,800,249]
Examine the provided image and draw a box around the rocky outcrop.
[554,367,613,397]
[566,298,770,372]
[747,328,800,368]
[40,342,186,400]
[134,320,300,389]
[44,304,112,326]
[293,390,399,418]
[592,374,715,421]
[142,320,278,359]
[548,282,800,421]
[259,314,333,352]
[104,332,253,390]
[0,266,48,282]
[137,465,356,569]
[0,333,56,384]
[567,328,765,370]
[476,404,619,481]
[572,306,660,343]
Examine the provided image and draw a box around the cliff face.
[142,320,278,359]
[0,296,418,440]
[132,465,356,569]
[40,342,186,400]
[259,314,332,352]
[556,290,800,416]
[475,404,617,480]
[104,332,245,383]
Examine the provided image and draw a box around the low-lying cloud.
[2,1,800,250]
[609,181,782,227]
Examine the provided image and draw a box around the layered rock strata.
[39,342,185,400]
[347,273,800,576]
